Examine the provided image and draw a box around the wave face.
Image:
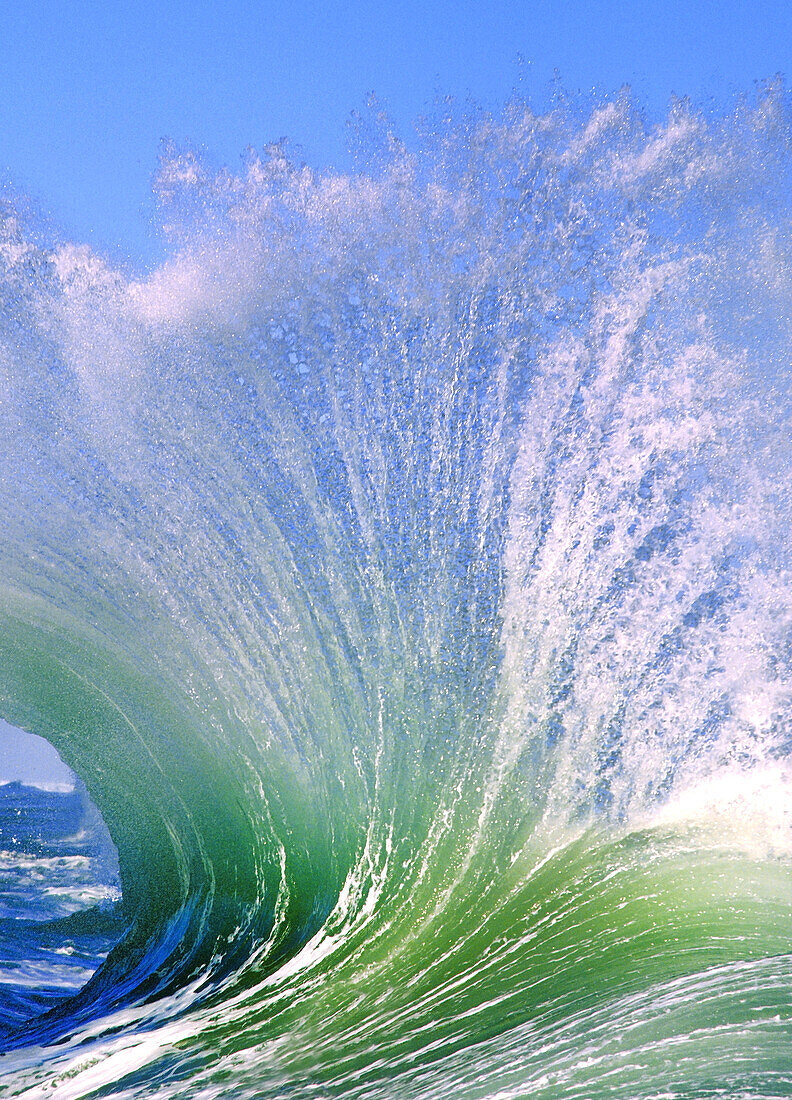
[2,87,792,1098]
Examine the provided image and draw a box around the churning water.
[1,87,792,1098]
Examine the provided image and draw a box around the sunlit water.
[1,86,792,1098]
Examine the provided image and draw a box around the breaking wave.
[2,85,792,1098]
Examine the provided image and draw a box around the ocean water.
[1,87,792,1097]
[0,782,122,1038]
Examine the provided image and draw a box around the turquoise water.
[1,87,792,1097]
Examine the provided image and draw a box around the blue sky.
[2,0,792,272]
[0,721,74,790]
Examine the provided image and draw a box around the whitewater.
[1,86,792,1098]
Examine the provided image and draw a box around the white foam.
[0,778,75,794]
[641,762,792,860]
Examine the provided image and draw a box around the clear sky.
[1,0,792,272]
[0,721,75,791]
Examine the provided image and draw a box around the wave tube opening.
[0,722,123,1043]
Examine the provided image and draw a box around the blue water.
[0,783,122,1037]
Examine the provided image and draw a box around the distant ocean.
[0,782,122,1038]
